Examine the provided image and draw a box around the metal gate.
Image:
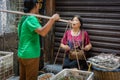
[54,0,120,64]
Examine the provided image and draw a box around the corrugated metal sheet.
[54,0,120,63]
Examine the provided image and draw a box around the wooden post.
[44,0,55,63]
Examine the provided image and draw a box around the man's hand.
[51,14,60,21]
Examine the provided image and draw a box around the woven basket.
[0,51,14,80]
[69,49,84,60]
[93,67,120,80]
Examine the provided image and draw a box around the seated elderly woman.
[60,15,92,70]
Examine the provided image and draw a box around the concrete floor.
[6,64,62,80]
[7,76,19,80]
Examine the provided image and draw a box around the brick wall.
[0,0,23,76]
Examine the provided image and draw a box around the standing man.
[18,0,60,80]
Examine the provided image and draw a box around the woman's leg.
[79,60,88,70]
[63,55,71,69]
[63,55,78,69]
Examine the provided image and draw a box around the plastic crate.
[0,51,14,80]
[50,69,94,80]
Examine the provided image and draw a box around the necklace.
[71,30,80,36]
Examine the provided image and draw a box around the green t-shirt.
[18,16,42,59]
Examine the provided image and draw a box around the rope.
[53,23,70,65]
[88,63,92,71]
[75,48,81,70]
[53,22,91,71]
[0,10,69,23]
[49,23,70,73]
[72,30,81,70]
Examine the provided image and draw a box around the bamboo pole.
[0,10,69,23]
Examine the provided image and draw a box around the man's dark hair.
[23,0,38,13]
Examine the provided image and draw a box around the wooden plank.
[57,12,120,19]
[56,2,120,6]
[91,47,120,53]
[56,6,120,12]
[90,36,120,43]
[91,41,120,50]
[84,24,120,31]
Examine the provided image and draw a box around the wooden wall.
[53,0,120,64]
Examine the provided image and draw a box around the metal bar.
[0,10,69,23]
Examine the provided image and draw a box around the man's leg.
[19,58,26,80]
[26,58,39,80]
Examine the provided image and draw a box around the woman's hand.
[83,43,92,51]
[60,44,70,51]
[64,45,70,51]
